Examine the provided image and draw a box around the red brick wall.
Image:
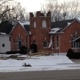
[11,23,29,51]
[59,20,80,53]
[51,20,80,53]
[10,12,80,53]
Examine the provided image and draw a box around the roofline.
[0,34,10,36]
[18,21,31,35]
[10,21,28,35]
[48,32,64,35]
[9,22,18,34]
[60,18,80,32]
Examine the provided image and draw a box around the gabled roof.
[0,21,13,34]
[49,19,76,34]
[18,21,31,35]
[10,21,31,35]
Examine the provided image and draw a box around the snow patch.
[49,28,60,34]
[0,54,79,72]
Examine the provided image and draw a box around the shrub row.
[6,51,20,54]
[6,46,27,54]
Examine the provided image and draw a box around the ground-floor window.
[2,44,5,47]
[71,35,80,48]
[25,38,27,47]
[56,35,59,48]
[43,40,48,48]
[18,38,22,50]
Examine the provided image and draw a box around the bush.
[20,46,27,54]
[6,51,20,54]
[66,49,80,59]
[66,49,74,57]
[30,44,37,53]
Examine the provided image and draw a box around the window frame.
[71,35,80,48]
[42,20,47,28]
[43,40,48,48]
[34,21,36,28]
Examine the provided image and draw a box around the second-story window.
[34,21,36,28]
[42,20,47,28]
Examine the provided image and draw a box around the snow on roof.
[67,22,71,26]
[0,32,7,35]
[49,28,61,34]
[19,21,30,28]
[28,31,32,35]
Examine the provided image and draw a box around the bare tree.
[67,2,80,19]
[40,1,80,21]
[0,0,28,24]
[40,1,65,21]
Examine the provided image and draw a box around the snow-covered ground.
[0,53,80,72]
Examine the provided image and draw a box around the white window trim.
[34,21,36,28]
[42,20,47,28]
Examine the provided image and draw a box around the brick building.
[0,11,80,53]
[30,11,51,51]
[49,19,80,53]
[10,21,31,51]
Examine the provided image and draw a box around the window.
[25,38,27,47]
[34,21,36,28]
[56,35,59,48]
[2,44,5,47]
[43,41,48,48]
[18,38,22,50]
[52,36,54,48]
[71,35,80,48]
[42,20,47,28]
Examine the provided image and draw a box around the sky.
[0,53,80,72]
[15,0,79,12]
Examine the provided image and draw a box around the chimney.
[36,11,41,17]
[47,11,51,17]
[30,12,34,18]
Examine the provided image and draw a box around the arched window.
[71,35,80,48]
[25,38,27,47]
[18,38,22,50]
[43,40,48,48]
[42,20,47,28]
[34,21,36,28]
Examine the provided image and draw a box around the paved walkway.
[71,59,80,64]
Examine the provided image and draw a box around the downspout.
[58,34,60,55]
[28,35,30,49]
[51,35,54,54]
